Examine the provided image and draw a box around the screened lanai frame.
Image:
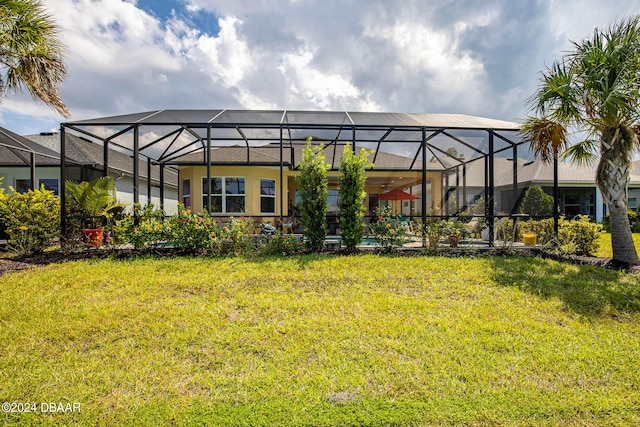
[60,109,557,245]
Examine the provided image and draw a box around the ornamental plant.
[557,215,603,255]
[65,177,125,229]
[338,142,373,252]
[218,217,251,255]
[165,204,218,251]
[424,220,447,249]
[520,186,554,218]
[261,233,305,256]
[112,203,168,249]
[298,137,330,252]
[1,185,60,256]
[369,206,409,252]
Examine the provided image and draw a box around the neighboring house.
[0,130,179,214]
[445,156,640,222]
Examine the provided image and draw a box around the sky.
[1,0,640,136]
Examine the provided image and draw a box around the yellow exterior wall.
[178,166,443,216]
[178,166,292,216]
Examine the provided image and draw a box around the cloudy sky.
[1,0,639,135]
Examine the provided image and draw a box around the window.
[182,179,191,207]
[39,179,59,195]
[14,179,32,193]
[294,188,339,215]
[13,178,59,195]
[202,177,245,213]
[260,179,276,213]
[564,193,580,217]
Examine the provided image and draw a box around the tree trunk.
[597,132,639,264]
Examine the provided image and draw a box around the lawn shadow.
[487,256,640,319]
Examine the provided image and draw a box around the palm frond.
[561,139,598,166]
[0,0,69,117]
[527,60,582,125]
[521,117,568,163]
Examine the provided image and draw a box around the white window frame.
[202,176,246,214]
[260,178,276,214]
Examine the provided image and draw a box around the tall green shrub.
[520,186,554,217]
[2,186,60,256]
[338,142,373,252]
[298,137,329,252]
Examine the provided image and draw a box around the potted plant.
[65,177,125,247]
[424,220,446,249]
[445,219,465,247]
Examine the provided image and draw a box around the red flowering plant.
[165,204,218,251]
[218,217,251,255]
[368,206,409,251]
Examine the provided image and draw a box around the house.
[444,156,640,222]
[171,142,444,224]
[0,129,180,214]
[57,109,530,235]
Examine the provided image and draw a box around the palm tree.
[66,177,125,229]
[523,16,640,264]
[0,0,69,117]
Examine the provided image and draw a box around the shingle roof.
[0,127,60,166]
[22,132,178,187]
[459,157,640,188]
[169,142,432,170]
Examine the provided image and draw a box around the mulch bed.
[0,246,638,277]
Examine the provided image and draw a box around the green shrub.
[165,204,219,251]
[218,217,252,255]
[260,233,305,256]
[519,218,557,245]
[517,216,602,255]
[369,206,409,251]
[112,203,168,249]
[520,186,554,217]
[338,142,373,252]
[298,138,329,252]
[424,220,446,249]
[2,186,60,256]
[558,215,603,255]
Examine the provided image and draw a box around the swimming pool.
[325,236,380,247]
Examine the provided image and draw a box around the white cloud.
[2,0,640,135]
[193,17,251,87]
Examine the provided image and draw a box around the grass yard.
[595,232,640,258]
[1,254,639,426]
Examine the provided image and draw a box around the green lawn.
[1,255,639,426]
[595,233,640,258]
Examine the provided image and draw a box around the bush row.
[110,203,304,256]
[496,215,603,255]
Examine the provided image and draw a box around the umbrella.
[377,188,418,201]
